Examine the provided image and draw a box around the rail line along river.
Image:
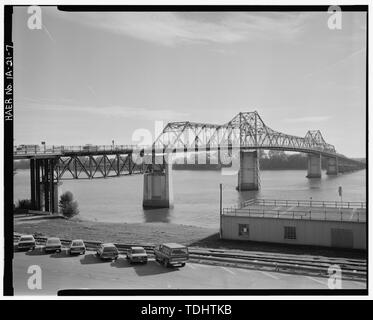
[14,169,366,229]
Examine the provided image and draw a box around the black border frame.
[4,4,14,296]
[3,4,369,297]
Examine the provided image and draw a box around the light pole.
[219,183,223,239]
[338,186,343,209]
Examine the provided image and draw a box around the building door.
[331,228,354,248]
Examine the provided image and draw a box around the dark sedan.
[17,235,36,251]
[45,237,62,253]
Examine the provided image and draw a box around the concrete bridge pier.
[143,161,173,209]
[39,181,60,212]
[30,158,59,213]
[306,154,322,178]
[326,157,339,175]
[237,150,259,191]
[218,148,233,167]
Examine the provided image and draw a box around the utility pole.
[338,186,343,207]
[219,183,223,239]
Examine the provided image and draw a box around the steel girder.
[55,154,144,180]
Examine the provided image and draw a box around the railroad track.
[187,250,366,281]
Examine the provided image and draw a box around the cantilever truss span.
[153,111,362,166]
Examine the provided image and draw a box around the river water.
[14,169,366,228]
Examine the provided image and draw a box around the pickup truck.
[154,243,189,268]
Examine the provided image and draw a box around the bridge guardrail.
[14,145,142,155]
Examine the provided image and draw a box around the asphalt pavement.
[13,247,366,295]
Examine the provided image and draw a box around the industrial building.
[221,199,366,250]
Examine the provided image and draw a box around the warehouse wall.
[221,215,366,249]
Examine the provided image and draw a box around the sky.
[13,7,366,157]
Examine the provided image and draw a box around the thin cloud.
[284,116,331,123]
[304,47,365,79]
[52,10,309,46]
[21,98,189,121]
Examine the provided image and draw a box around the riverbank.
[14,217,365,259]
[14,218,217,246]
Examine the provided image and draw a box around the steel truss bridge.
[14,111,365,181]
[153,111,359,160]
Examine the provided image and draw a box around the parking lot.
[13,246,366,295]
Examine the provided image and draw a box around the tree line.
[259,150,329,170]
[15,191,79,219]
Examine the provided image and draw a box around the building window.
[284,226,296,240]
[239,224,249,237]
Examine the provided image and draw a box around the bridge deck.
[13,143,365,168]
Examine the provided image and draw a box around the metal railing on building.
[222,198,366,223]
[237,198,366,209]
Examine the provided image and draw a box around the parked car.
[69,239,86,255]
[154,243,189,268]
[126,246,148,264]
[44,237,62,253]
[96,243,119,261]
[17,235,36,251]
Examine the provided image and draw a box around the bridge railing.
[238,198,366,209]
[60,145,139,153]
[14,145,140,155]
